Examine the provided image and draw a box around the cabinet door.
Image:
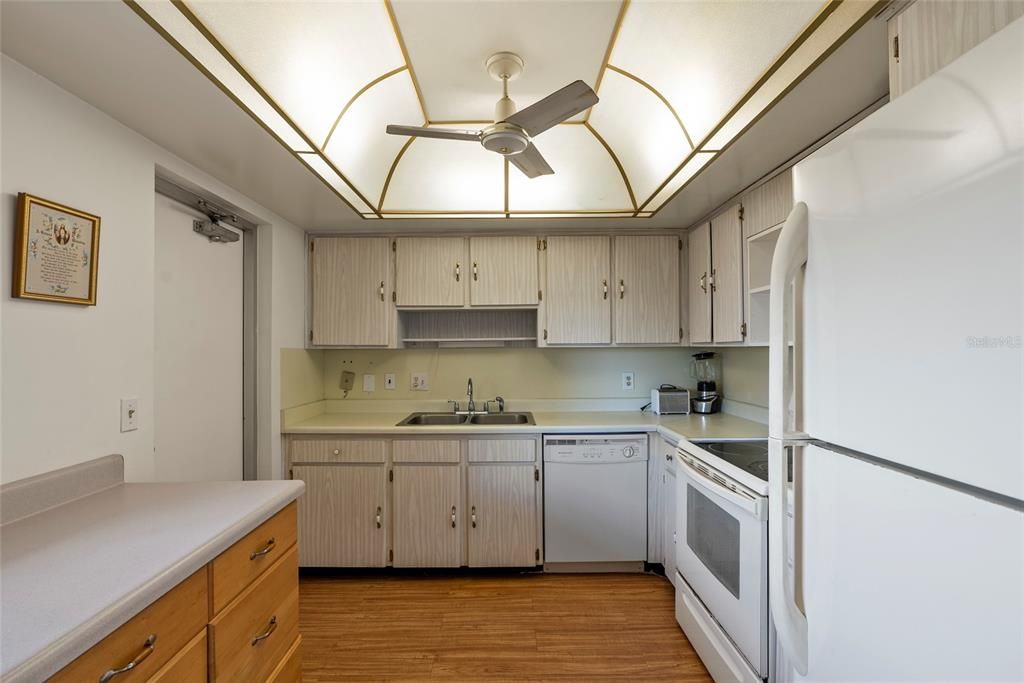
[311,237,390,346]
[393,465,462,567]
[293,465,387,567]
[395,237,466,307]
[613,235,680,344]
[687,224,712,344]
[467,465,538,567]
[469,236,539,306]
[711,204,744,343]
[664,464,677,586]
[544,236,611,344]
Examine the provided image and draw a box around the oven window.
[686,485,741,599]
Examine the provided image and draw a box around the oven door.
[675,453,769,677]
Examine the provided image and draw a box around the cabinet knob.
[333,449,340,456]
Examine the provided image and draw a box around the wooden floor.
[299,572,711,682]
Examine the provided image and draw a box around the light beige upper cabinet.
[311,237,391,346]
[468,464,537,567]
[711,204,744,343]
[395,237,466,307]
[544,236,611,344]
[392,464,462,567]
[741,170,793,239]
[613,235,680,344]
[687,224,712,345]
[469,236,539,307]
[888,0,1024,99]
[293,465,388,567]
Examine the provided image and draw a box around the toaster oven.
[650,387,691,415]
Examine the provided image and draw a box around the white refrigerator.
[768,18,1024,682]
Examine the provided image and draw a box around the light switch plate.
[384,373,396,390]
[362,374,376,392]
[120,398,138,432]
[411,373,430,391]
[622,371,635,391]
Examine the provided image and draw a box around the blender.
[690,352,722,414]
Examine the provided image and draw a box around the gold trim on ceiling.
[379,209,636,215]
[583,121,636,213]
[322,66,408,150]
[172,0,382,217]
[587,0,630,122]
[378,136,416,212]
[384,0,429,124]
[605,64,694,149]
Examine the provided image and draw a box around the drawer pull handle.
[375,506,382,529]
[99,634,156,682]
[250,537,276,560]
[252,616,278,646]
[451,505,457,528]
[471,505,477,529]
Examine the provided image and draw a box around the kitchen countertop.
[0,476,304,682]
[284,410,767,443]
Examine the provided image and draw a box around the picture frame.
[12,193,101,305]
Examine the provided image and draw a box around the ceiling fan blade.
[504,80,598,137]
[509,143,554,179]
[385,125,481,141]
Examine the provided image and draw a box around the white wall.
[1,56,306,483]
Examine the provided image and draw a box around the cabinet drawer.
[468,439,536,463]
[290,438,386,464]
[267,636,302,683]
[148,630,207,682]
[49,569,208,683]
[393,440,460,463]
[209,546,300,682]
[211,503,297,614]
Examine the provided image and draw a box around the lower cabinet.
[468,464,537,567]
[289,435,541,569]
[393,464,462,567]
[294,464,388,567]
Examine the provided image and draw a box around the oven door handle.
[676,454,765,519]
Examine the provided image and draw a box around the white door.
[154,195,242,481]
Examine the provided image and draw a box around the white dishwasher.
[543,434,648,568]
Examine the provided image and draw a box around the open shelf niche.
[745,223,783,345]
[398,309,538,348]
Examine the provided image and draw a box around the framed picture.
[12,193,101,305]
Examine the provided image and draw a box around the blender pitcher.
[690,352,722,414]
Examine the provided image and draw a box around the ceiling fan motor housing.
[481,123,529,156]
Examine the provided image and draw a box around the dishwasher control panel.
[543,435,649,463]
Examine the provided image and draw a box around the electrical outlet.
[384,373,396,390]
[362,374,376,392]
[120,398,138,432]
[340,371,355,391]
[411,373,430,391]
[622,371,635,391]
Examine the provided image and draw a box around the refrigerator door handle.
[769,202,810,674]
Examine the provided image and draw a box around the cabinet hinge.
[678,238,683,251]
[893,34,900,61]
[543,329,548,341]
[537,238,547,251]
[310,241,315,253]
[288,468,293,479]
[538,289,543,302]
[391,291,396,303]
[534,467,539,482]
[535,548,540,562]
[389,549,393,563]
[389,469,393,482]
[391,240,396,252]
[679,327,683,341]
[738,204,745,221]
[309,329,313,343]
[741,322,747,338]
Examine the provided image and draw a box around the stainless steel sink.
[469,413,534,425]
[397,413,469,426]
[396,412,535,426]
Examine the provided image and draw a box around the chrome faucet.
[466,377,476,414]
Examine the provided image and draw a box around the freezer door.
[794,20,1024,500]
[790,444,1024,681]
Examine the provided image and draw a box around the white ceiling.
[0,1,888,232]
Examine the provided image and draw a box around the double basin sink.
[397,412,535,426]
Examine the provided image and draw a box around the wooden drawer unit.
[392,439,460,463]
[468,439,536,463]
[290,438,386,464]
[211,503,297,614]
[49,569,208,683]
[267,636,302,683]
[209,545,300,682]
[148,630,207,682]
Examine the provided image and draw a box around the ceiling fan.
[385,52,599,179]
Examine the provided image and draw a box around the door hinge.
[534,467,539,482]
[741,322,747,338]
[893,34,900,61]
[535,548,540,562]
[391,240,396,252]
[389,549,393,563]
[389,469,393,482]
[538,289,543,302]
[543,329,548,341]
[391,291,396,303]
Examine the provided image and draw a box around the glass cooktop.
[693,440,769,481]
